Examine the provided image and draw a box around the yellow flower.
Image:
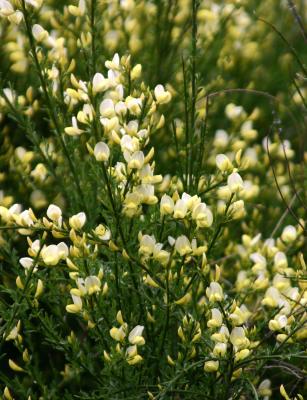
[66,295,82,313]
[110,325,127,342]
[126,345,143,365]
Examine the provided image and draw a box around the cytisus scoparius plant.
[0,0,306,399]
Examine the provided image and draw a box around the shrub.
[0,1,306,399]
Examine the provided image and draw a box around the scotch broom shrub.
[0,0,306,399]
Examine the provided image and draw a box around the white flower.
[57,242,69,259]
[240,120,257,140]
[7,9,22,24]
[0,0,14,17]
[115,84,124,100]
[274,252,288,270]
[206,282,224,302]
[94,142,110,162]
[211,325,230,343]
[154,84,171,104]
[229,200,245,219]
[5,321,21,341]
[182,193,200,211]
[47,204,62,224]
[126,96,142,115]
[9,203,22,216]
[250,252,267,273]
[136,184,157,205]
[120,135,139,153]
[213,342,227,357]
[258,379,272,399]
[25,0,43,8]
[173,199,188,219]
[262,287,282,308]
[115,101,127,116]
[160,194,174,215]
[230,327,249,349]
[19,210,35,227]
[68,0,86,16]
[175,235,192,256]
[139,234,156,255]
[191,203,213,228]
[41,245,61,266]
[213,130,229,148]
[124,151,144,169]
[85,276,101,295]
[269,314,288,331]
[3,88,16,103]
[77,104,94,124]
[105,53,120,70]
[32,24,48,42]
[215,154,233,172]
[225,103,244,120]
[69,212,86,230]
[281,225,297,243]
[94,224,111,240]
[66,294,82,313]
[207,308,223,328]
[110,325,127,342]
[31,163,47,182]
[128,325,145,345]
[100,116,119,133]
[99,99,115,118]
[92,73,108,93]
[125,120,138,136]
[28,239,41,257]
[227,171,243,192]
[64,117,84,136]
[125,345,143,365]
[20,257,35,271]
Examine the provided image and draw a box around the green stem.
[190,0,198,191]
[90,0,97,75]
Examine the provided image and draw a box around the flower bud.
[9,359,24,372]
[204,360,219,372]
[4,387,13,400]
[34,279,44,298]
[131,64,142,80]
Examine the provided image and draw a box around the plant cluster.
[0,0,306,399]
